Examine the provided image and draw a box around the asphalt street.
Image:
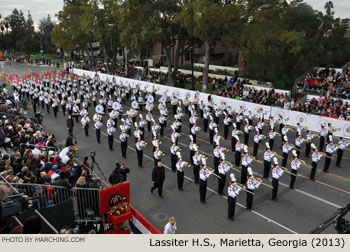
[3,63,350,234]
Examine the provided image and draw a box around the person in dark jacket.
[108,163,123,185]
[67,115,74,136]
[65,135,74,147]
[151,161,165,198]
[119,162,130,182]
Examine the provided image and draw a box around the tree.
[180,0,228,92]
[38,15,56,54]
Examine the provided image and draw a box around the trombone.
[222,147,230,152]
[275,132,281,136]
[297,159,313,169]
[290,144,301,152]
[236,183,255,195]
[200,154,208,159]
[255,177,274,189]
[272,152,284,159]
[207,167,221,179]
[251,156,263,164]
[320,152,334,160]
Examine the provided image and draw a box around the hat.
[189,135,193,141]
[233,123,237,128]
[169,217,176,223]
[265,142,270,149]
[255,126,259,132]
[230,173,236,182]
[283,136,288,142]
[247,167,253,176]
[311,143,317,150]
[292,150,297,157]
[49,151,54,156]
[273,157,278,165]
[329,135,332,142]
[176,152,181,159]
[245,118,249,123]
[220,152,226,160]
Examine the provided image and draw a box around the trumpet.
[276,133,281,136]
[200,154,208,159]
[335,128,341,131]
[158,140,163,145]
[313,134,320,138]
[142,141,148,146]
[238,130,243,134]
[178,147,183,151]
[162,152,166,156]
[289,128,295,132]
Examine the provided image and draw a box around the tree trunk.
[171,36,183,86]
[89,41,95,70]
[202,40,210,93]
[164,46,173,85]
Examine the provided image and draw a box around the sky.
[0,0,349,26]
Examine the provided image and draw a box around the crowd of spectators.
[296,67,350,99]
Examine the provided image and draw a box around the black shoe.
[200,201,206,204]
[151,188,154,194]
[323,170,329,173]
[159,195,164,198]
[194,181,198,185]
[289,186,295,190]
[246,208,252,211]
[178,188,184,191]
[172,170,176,173]
[310,178,315,181]
[228,217,234,221]
[139,165,143,168]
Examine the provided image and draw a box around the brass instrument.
[200,154,208,159]
[236,183,255,195]
[158,140,163,145]
[290,144,301,151]
[320,152,334,160]
[256,177,274,189]
[272,152,284,159]
[297,159,313,169]
[127,108,138,118]
[142,141,148,146]
[207,167,221,179]
[171,99,178,106]
[335,128,341,131]
[288,128,295,132]
[162,152,166,156]
[276,133,281,136]
[146,103,154,112]
[184,161,191,168]
[82,119,89,129]
[238,130,243,134]
[313,134,320,138]
[178,147,183,151]
[110,111,119,120]
[251,156,263,164]
[222,147,230,152]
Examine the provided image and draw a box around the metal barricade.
[72,187,101,223]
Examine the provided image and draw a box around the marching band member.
[138,115,146,140]
[268,127,277,151]
[110,108,119,127]
[282,136,292,167]
[269,116,276,131]
[171,127,179,145]
[223,113,232,139]
[213,144,221,173]
[235,137,243,167]
[327,123,334,142]
[208,117,217,144]
[236,113,243,131]
[199,101,205,118]
[271,157,284,201]
[136,137,146,167]
[133,123,143,143]
[243,119,252,145]
[227,173,242,221]
[263,142,274,178]
[310,143,323,181]
[191,123,200,144]
[81,114,90,136]
[192,146,201,184]
[319,125,328,152]
[125,116,133,136]
[94,117,102,143]
[305,130,314,157]
[151,120,161,136]
[146,111,153,132]
[248,110,253,126]
[252,127,264,157]
[176,152,187,191]
[171,94,178,115]
[289,150,301,189]
[281,124,291,147]
[107,124,116,151]
[152,134,161,152]
[52,96,59,117]
[193,94,199,111]
[120,130,129,158]
[218,155,230,195]
[214,108,221,124]
[159,114,167,137]
[189,135,195,164]
[199,160,212,204]
[241,145,252,184]
[170,142,180,172]
[153,147,163,167]
[323,135,337,173]
[72,102,80,122]
[203,107,210,132]
[336,137,350,167]
[231,123,239,150]
[278,113,284,133]
[295,134,305,158]
[189,114,197,132]
[213,129,221,147]
[246,167,261,211]
[257,118,264,134]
